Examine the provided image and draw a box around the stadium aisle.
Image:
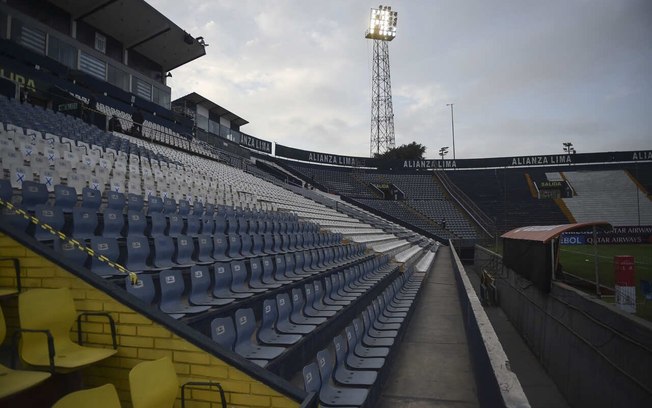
[377,249,479,407]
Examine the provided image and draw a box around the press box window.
[95,32,106,54]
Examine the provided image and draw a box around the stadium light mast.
[366,5,398,157]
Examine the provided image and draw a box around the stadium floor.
[377,249,479,407]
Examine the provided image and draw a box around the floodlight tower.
[366,5,398,157]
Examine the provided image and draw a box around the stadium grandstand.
[0,1,651,408]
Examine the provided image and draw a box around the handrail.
[434,171,495,238]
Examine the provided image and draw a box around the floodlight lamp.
[365,5,398,41]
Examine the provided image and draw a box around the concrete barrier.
[475,245,652,407]
[449,242,530,408]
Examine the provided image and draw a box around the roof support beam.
[76,0,118,21]
[127,26,171,50]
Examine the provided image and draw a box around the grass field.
[559,244,652,319]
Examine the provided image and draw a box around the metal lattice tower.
[366,5,398,157]
[370,39,395,156]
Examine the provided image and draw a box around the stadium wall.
[474,245,652,407]
[0,231,300,408]
[449,242,530,408]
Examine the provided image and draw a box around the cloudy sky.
[151,0,652,159]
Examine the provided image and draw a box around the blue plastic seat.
[275,293,315,334]
[126,211,147,236]
[33,204,64,241]
[185,214,202,236]
[326,337,378,386]
[195,234,214,264]
[353,317,393,348]
[127,193,144,212]
[189,265,234,306]
[106,191,125,211]
[148,212,167,237]
[80,187,102,210]
[258,299,301,346]
[262,256,291,285]
[227,234,243,259]
[304,283,338,316]
[225,215,238,234]
[71,207,98,239]
[212,235,229,261]
[239,234,253,257]
[124,235,150,272]
[159,269,211,315]
[152,236,175,269]
[163,197,177,213]
[167,214,183,237]
[234,308,285,361]
[290,289,327,325]
[344,325,389,359]
[212,262,253,300]
[306,356,369,407]
[248,258,282,290]
[178,199,190,216]
[55,236,88,268]
[21,181,49,212]
[213,215,227,235]
[312,280,346,309]
[336,327,384,370]
[227,260,262,294]
[173,235,195,267]
[250,234,264,256]
[89,237,121,277]
[125,274,184,319]
[147,196,164,214]
[53,184,77,213]
[102,208,124,238]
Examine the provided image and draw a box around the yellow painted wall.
[0,232,299,408]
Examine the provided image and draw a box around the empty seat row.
[122,247,373,319]
[302,265,425,407]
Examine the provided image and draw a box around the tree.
[374,142,426,161]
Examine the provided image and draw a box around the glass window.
[79,51,106,80]
[47,36,77,69]
[132,76,152,101]
[152,85,170,109]
[20,24,46,54]
[107,64,129,91]
[196,114,208,131]
[208,119,219,135]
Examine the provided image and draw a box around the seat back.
[33,204,64,241]
[125,235,149,271]
[174,236,194,265]
[53,383,121,408]
[127,211,147,235]
[302,362,322,393]
[159,270,185,309]
[80,187,102,210]
[276,293,292,323]
[106,191,125,211]
[332,334,348,367]
[211,317,236,350]
[274,255,287,280]
[55,236,88,267]
[127,193,144,212]
[230,260,248,290]
[234,308,257,349]
[53,184,77,212]
[19,288,77,365]
[126,274,155,305]
[189,265,211,298]
[21,180,48,211]
[316,347,335,382]
[212,235,228,261]
[90,237,120,276]
[261,299,278,331]
[152,236,175,268]
[72,207,98,239]
[102,208,125,238]
[291,288,306,318]
[129,357,179,408]
[212,262,234,294]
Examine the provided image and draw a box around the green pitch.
[559,244,652,319]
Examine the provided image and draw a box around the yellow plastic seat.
[52,383,121,408]
[18,287,117,372]
[0,306,51,399]
[129,357,226,408]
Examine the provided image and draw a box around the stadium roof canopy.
[501,222,612,243]
[48,0,206,72]
[174,92,249,127]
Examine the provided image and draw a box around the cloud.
[151,0,652,159]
